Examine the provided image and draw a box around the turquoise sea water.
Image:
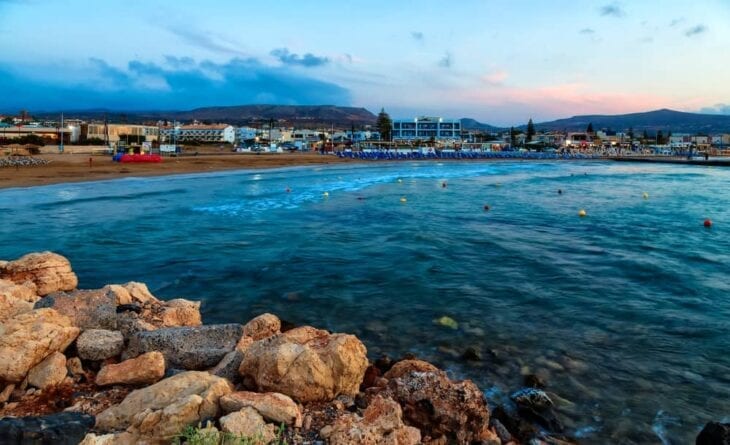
[1,161,729,443]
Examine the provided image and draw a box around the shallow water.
[1,161,729,443]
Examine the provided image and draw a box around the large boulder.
[383,359,439,380]
[239,326,368,403]
[76,329,125,361]
[95,371,232,443]
[121,282,158,304]
[27,351,67,389]
[0,252,77,296]
[34,289,117,330]
[123,324,243,370]
[697,422,730,445]
[219,407,276,444]
[0,308,79,382]
[96,351,166,387]
[321,395,421,445]
[0,412,94,445]
[382,362,497,444]
[220,391,302,427]
[243,313,281,340]
[0,279,38,322]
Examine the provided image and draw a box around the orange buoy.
[704,219,712,228]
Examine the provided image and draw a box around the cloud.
[0,57,350,111]
[669,18,685,27]
[685,25,707,37]
[438,52,452,68]
[600,3,625,17]
[699,104,730,115]
[270,48,329,67]
[579,28,595,34]
[411,31,424,41]
[164,26,246,56]
[482,70,509,86]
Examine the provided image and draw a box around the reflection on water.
[2,161,729,443]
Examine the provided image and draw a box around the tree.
[642,130,649,141]
[657,130,664,145]
[627,127,634,140]
[526,118,536,142]
[376,108,392,142]
[586,123,594,134]
[509,127,517,147]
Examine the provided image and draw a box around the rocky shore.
[0,252,727,444]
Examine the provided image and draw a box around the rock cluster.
[0,156,50,168]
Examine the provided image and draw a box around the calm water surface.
[1,161,728,443]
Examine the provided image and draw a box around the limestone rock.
[27,351,67,389]
[243,313,281,340]
[239,326,368,403]
[95,371,232,443]
[383,364,495,444]
[236,335,254,353]
[0,279,38,322]
[77,329,125,361]
[78,432,138,445]
[66,357,84,376]
[0,384,15,403]
[35,289,117,330]
[123,323,243,370]
[160,298,202,327]
[0,308,79,382]
[321,395,421,445]
[0,412,94,445]
[96,351,165,387]
[103,284,133,306]
[220,391,302,427]
[209,350,243,384]
[383,359,439,380]
[219,407,276,444]
[0,252,77,296]
[122,282,158,304]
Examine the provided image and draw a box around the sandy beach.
[0,152,358,189]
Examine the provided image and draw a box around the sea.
[1,160,728,444]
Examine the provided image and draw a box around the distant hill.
[35,105,377,127]
[460,118,504,132]
[533,109,730,134]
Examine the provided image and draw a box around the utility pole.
[59,112,64,153]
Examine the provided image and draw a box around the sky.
[1,0,729,125]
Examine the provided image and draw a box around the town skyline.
[2,0,729,126]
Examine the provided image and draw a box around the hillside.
[534,109,730,133]
[34,105,377,127]
[460,118,504,132]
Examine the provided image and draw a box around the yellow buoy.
[643,192,649,199]
[578,209,587,217]
[400,197,407,203]
[323,192,329,197]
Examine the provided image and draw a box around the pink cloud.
[481,70,509,86]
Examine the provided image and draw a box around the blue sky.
[1,0,729,125]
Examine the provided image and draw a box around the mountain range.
[28,106,730,134]
[461,109,730,134]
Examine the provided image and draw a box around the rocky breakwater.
[1,251,725,444]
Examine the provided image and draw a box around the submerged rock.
[238,326,368,402]
[123,323,243,370]
[0,252,77,296]
[96,351,165,387]
[321,395,421,445]
[510,387,563,432]
[697,422,730,445]
[0,308,79,382]
[0,412,94,445]
[95,371,232,443]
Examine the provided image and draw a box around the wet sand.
[0,153,358,189]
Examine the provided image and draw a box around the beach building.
[711,134,730,146]
[161,124,235,144]
[564,132,591,147]
[236,126,258,142]
[0,125,71,142]
[82,123,159,144]
[391,117,462,141]
[292,129,322,143]
[332,130,381,142]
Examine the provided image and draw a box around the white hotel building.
[391,117,462,141]
[161,124,235,144]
